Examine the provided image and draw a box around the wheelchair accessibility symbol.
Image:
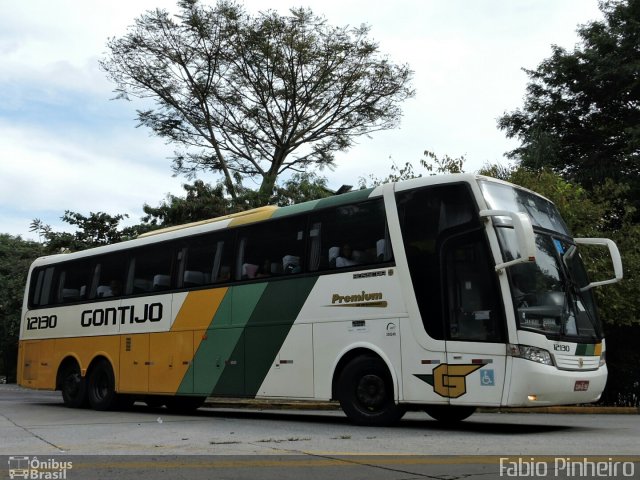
[480,369,495,386]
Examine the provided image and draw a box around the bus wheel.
[165,396,206,414]
[424,405,476,424]
[337,355,404,426]
[60,363,87,408]
[87,359,117,411]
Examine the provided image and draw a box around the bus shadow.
[194,407,585,435]
[40,400,589,434]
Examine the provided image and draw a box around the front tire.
[337,355,404,426]
[87,359,117,411]
[424,405,476,424]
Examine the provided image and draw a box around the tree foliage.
[101,0,414,202]
[359,150,465,187]
[30,211,141,254]
[0,235,41,382]
[143,173,332,227]
[142,180,232,227]
[498,0,640,209]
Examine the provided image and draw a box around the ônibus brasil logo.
[8,456,72,479]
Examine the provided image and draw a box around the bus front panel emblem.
[415,364,483,398]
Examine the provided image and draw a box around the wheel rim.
[356,374,387,411]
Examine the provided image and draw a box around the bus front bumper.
[505,358,607,406]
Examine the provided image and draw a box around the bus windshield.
[479,179,571,236]
[479,180,602,340]
[496,228,602,340]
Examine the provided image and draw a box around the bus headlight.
[599,351,606,367]
[508,344,554,366]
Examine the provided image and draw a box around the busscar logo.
[415,364,483,398]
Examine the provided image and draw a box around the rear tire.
[87,359,118,411]
[337,355,404,426]
[60,362,88,408]
[424,405,476,424]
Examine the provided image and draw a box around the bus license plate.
[574,380,589,392]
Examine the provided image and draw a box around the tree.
[359,150,466,187]
[142,172,332,227]
[31,211,141,254]
[272,172,333,206]
[142,180,232,227]
[101,0,414,203]
[498,0,640,208]
[0,235,41,382]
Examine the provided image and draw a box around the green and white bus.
[18,174,622,425]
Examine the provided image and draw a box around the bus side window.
[237,218,305,280]
[52,260,92,304]
[444,231,505,343]
[29,267,55,307]
[181,232,234,287]
[92,253,128,299]
[308,198,392,272]
[127,243,176,294]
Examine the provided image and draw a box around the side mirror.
[479,210,536,271]
[574,238,623,290]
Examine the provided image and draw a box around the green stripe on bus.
[272,189,376,220]
[243,276,318,396]
[271,200,322,218]
[312,188,374,210]
[212,276,318,397]
[575,344,595,356]
[213,283,271,395]
[178,283,268,395]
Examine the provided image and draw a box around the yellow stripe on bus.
[20,289,230,395]
[228,206,277,227]
[172,288,228,332]
[594,343,603,356]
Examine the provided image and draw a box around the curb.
[203,398,640,414]
[481,406,640,415]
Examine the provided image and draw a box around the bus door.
[395,183,507,405]
[442,229,507,406]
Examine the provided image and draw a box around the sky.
[0,0,603,240]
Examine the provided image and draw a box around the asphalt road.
[1,385,639,479]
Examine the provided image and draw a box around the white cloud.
[0,120,184,220]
